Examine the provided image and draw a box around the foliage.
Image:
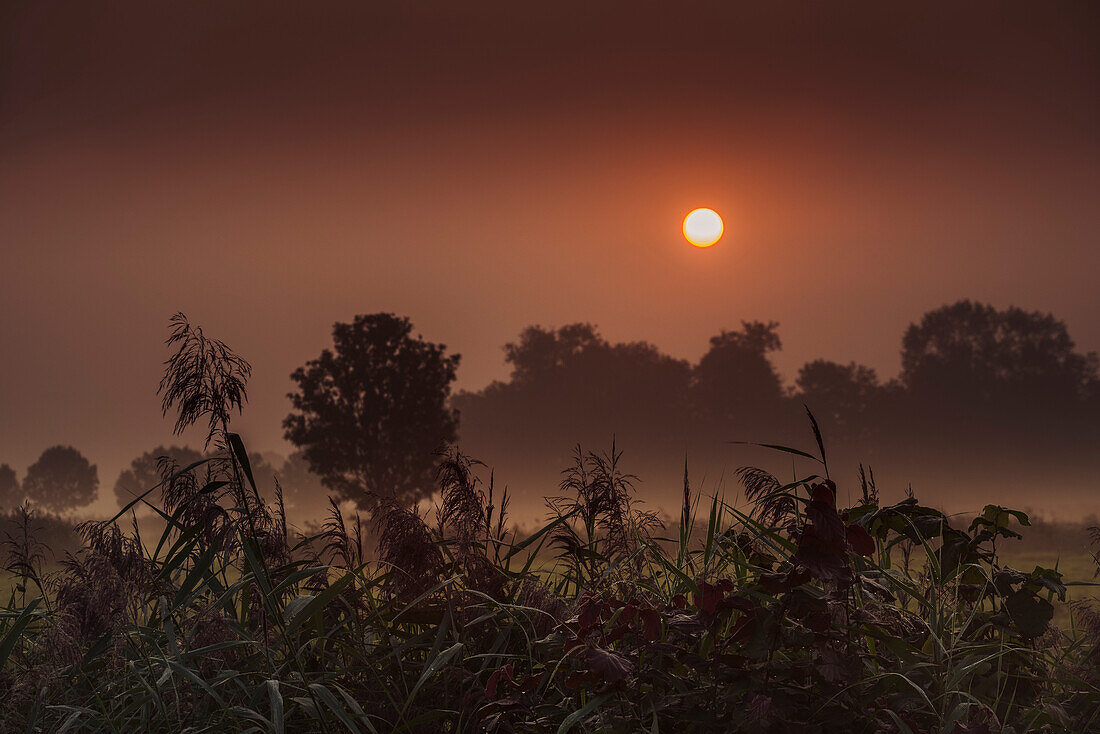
[901,299,1100,406]
[113,445,204,509]
[3,315,1099,733]
[692,320,786,426]
[795,360,886,443]
[284,313,461,509]
[160,312,252,444]
[503,323,610,384]
[21,445,98,514]
[455,303,1100,521]
[456,324,692,457]
[3,422,1097,732]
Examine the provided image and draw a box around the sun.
[683,208,723,247]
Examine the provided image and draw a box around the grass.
[3,315,1099,732]
[2,441,1098,732]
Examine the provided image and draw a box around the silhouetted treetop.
[795,360,886,441]
[114,445,203,509]
[901,300,1099,406]
[284,313,460,509]
[500,324,689,401]
[457,324,691,452]
[22,446,97,514]
[692,321,786,426]
[503,323,608,384]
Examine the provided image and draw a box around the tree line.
[455,300,1099,514]
[3,300,1097,517]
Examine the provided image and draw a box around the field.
[3,320,1099,732]
[3,433,1100,733]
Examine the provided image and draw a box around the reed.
[2,318,1098,732]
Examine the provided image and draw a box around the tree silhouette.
[114,445,203,509]
[22,446,98,513]
[284,313,460,509]
[691,321,787,431]
[454,324,691,465]
[0,464,20,510]
[496,324,690,428]
[503,323,608,385]
[901,300,1099,408]
[795,360,885,443]
[899,299,1100,450]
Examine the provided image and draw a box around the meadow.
[3,432,1100,732]
[3,322,1099,733]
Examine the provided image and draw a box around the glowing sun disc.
[683,208,723,247]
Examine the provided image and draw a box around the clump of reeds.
[547,442,662,593]
[159,311,251,444]
[4,314,1100,733]
[736,465,792,528]
[2,502,49,604]
[373,497,444,601]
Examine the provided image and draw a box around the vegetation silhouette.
[3,298,1097,521]
[457,299,1100,516]
[0,312,1099,732]
[692,320,789,433]
[794,360,885,446]
[898,300,1099,447]
[21,446,98,514]
[159,312,252,445]
[284,313,460,510]
[113,445,204,509]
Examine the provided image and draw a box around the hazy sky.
[2,2,1098,514]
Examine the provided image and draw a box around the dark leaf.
[485,664,513,700]
[746,694,773,724]
[810,480,836,508]
[845,524,876,556]
[1005,589,1054,637]
[694,582,721,613]
[519,672,545,693]
[784,588,828,620]
[578,596,602,630]
[805,501,845,542]
[586,647,634,684]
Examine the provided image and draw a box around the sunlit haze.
[2,1,1098,520]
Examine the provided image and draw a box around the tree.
[691,321,787,429]
[454,323,692,472]
[901,300,1099,410]
[284,313,460,509]
[114,445,204,508]
[503,323,607,385]
[0,464,20,509]
[23,446,98,513]
[795,360,884,443]
[494,324,691,425]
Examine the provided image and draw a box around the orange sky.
[2,2,1098,515]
